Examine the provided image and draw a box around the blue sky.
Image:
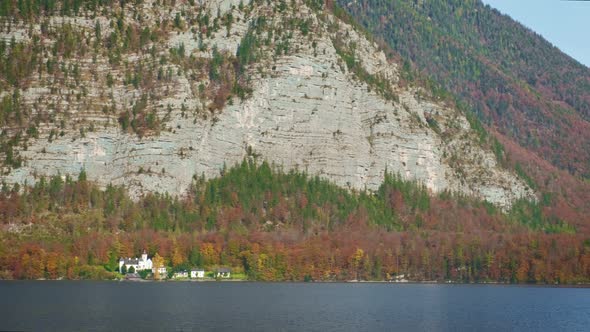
[482,0,590,67]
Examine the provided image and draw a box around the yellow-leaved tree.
[153,253,165,280]
[172,243,185,267]
[350,248,365,281]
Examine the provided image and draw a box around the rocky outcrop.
[0,0,535,208]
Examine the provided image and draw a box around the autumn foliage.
[338,0,590,179]
[0,160,588,283]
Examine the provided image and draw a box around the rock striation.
[0,0,535,208]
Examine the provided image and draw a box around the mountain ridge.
[0,0,534,208]
[337,0,590,178]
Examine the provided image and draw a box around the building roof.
[216,267,231,273]
[191,268,205,272]
[120,255,151,264]
[122,258,139,264]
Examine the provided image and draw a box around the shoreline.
[2,278,589,288]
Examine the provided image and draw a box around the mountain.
[336,0,590,232]
[337,0,590,178]
[0,0,532,207]
[0,0,588,282]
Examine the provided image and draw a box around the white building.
[119,251,153,273]
[173,271,189,279]
[216,267,231,278]
[191,269,205,278]
[153,266,167,278]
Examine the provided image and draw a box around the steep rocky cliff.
[0,0,534,207]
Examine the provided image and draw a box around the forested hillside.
[335,0,590,243]
[0,0,535,207]
[337,0,590,178]
[1,159,588,282]
[0,0,588,283]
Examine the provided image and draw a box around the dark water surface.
[0,281,589,331]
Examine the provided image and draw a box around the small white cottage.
[152,266,167,278]
[119,251,153,273]
[191,269,205,278]
[173,270,189,279]
[216,267,231,278]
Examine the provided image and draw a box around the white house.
[119,251,153,273]
[216,267,231,278]
[173,270,189,279]
[153,266,167,278]
[391,274,409,283]
[191,269,205,278]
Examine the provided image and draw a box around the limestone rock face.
[0,0,535,208]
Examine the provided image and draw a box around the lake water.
[0,282,589,331]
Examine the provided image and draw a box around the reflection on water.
[1,282,589,331]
